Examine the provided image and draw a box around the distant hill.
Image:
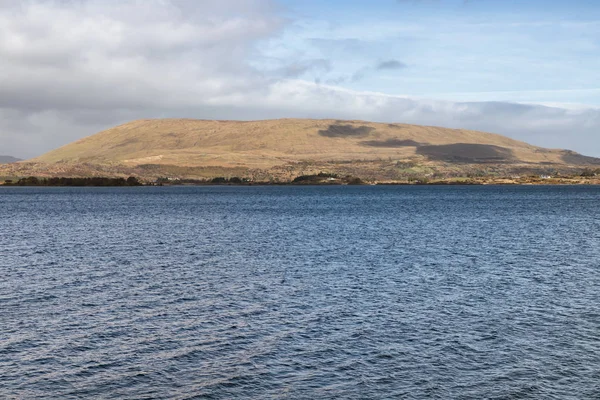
[7,118,600,181]
[0,155,21,164]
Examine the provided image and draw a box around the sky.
[1,0,600,158]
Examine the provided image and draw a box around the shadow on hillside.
[416,143,515,163]
[318,124,374,138]
[561,151,600,165]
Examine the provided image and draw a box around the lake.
[1,185,600,399]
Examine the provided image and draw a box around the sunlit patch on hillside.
[123,155,164,164]
[360,139,423,147]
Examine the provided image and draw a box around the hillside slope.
[2,118,595,181]
[31,118,592,168]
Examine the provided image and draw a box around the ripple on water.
[1,185,600,399]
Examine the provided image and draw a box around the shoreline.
[2,176,600,187]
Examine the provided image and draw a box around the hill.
[0,155,22,164]
[5,118,600,181]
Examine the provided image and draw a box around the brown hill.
[9,118,600,181]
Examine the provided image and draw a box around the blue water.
[1,185,600,399]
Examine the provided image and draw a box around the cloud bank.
[0,0,599,158]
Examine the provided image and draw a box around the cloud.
[324,59,406,85]
[0,0,283,112]
[376,60,407,70]
[0,1,599,159]
[273,59,331,78]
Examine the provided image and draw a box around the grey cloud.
[323,68,367,85]
[376,60,407,70]
[275,59,331,78]
[351,67,370,82]
[325,76,348,85]
[324,60,405,85]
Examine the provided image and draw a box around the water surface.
[1,186,600,399]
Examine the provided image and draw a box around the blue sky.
[1,0,599,157]
[271,0,600,106]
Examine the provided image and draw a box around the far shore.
[2,173,600,187]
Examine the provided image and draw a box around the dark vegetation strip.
[3,169,599,187]
[5,176,142,186]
